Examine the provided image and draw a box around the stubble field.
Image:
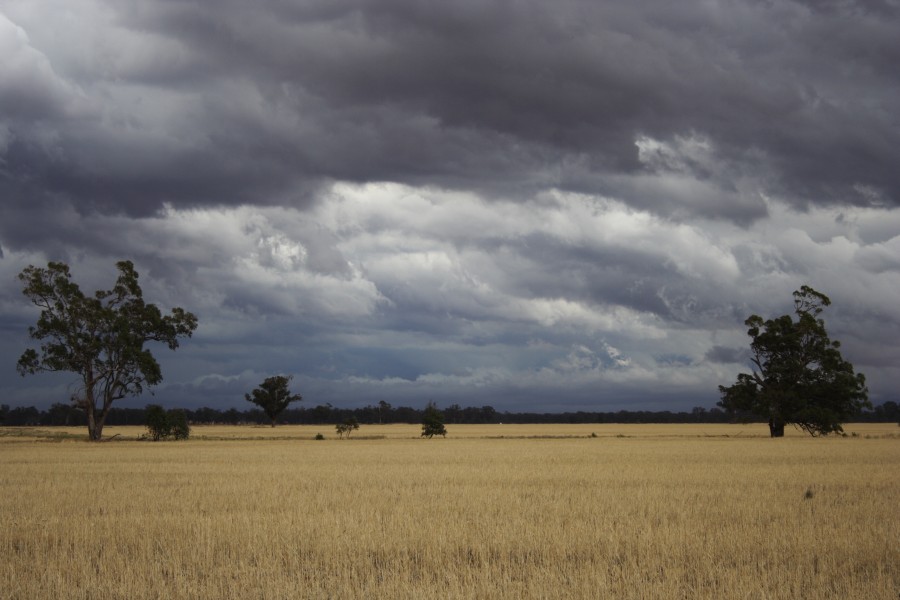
[1,423,897,599]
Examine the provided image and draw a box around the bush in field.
[421,402,447,438]
[335,417,359,439]
[168,409,190,440]
[145,404,191,441]
[145,405,169,441]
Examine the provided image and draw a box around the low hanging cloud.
[1,1,898,411]
[3,183,898,410]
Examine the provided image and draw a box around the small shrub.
[144,405,191,441]
[315,433,325,440]
[336,417,360,439]
[145,405,170,441]
[421,402,447,438]
[168,410,191,440]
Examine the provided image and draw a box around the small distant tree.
[378,400,392,424]
[245,375,302,426]
[145,404,191,441]
[421,402,447,438]
[335,416,360,439]
[718,286,869,437]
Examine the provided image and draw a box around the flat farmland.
[1,424,897,599]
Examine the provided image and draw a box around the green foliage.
[315,433,325,440]
[421,402,447,438]
[377,400,392,424]
[17,261,198,441]
[168,409,190,440]
[245,375,302,426]
[718,286,869,437]
[335,416,359,439]
[144,405,191,441]
[145,404,169,441]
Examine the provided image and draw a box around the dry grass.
[1,423,897,599]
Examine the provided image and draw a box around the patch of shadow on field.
[483,433,774,440]
[484,435,596,440]
[189,434,388,441]
[0,428,87,442]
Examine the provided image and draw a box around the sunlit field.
[1,423,897,599]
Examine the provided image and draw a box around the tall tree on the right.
[718,286,869,437]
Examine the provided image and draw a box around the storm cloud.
[1,0,898,411]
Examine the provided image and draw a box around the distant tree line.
[2,400,897,428]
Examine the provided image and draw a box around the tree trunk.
[86,405,103,441]
[769,417,785,437]
[82,373,105,441]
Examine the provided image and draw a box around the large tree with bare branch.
[17,261,198,441]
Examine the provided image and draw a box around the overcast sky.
[1,0,898,413]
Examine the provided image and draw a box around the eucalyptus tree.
[18,261,198,441]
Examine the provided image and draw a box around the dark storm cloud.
[119,0,900,208]
[2,0,899,222]
[704,345,750,365]
[1,2,899,414]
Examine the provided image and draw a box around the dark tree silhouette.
[17,261,197,441]
[144,404,190,441]
[378,400,392,424]
[421,402,447,438]
[245,375,302,427]
[335,416,360,439]
[718,286,869,437]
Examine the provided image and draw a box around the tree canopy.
[421,402,447,438]
[17,261,198,441]
[245,375,303,426]
[144,404,191,441]
[718,286,869,436]
[335,416,360,439]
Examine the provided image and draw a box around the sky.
[1,0,898,413]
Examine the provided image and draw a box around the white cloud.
[3,180,899,410]
[0,12,84,118]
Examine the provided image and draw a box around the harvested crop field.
[1,423,897,599]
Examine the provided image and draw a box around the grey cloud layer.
[1,1,898,412]
[2,186,897,410]
[2,0,899,222]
